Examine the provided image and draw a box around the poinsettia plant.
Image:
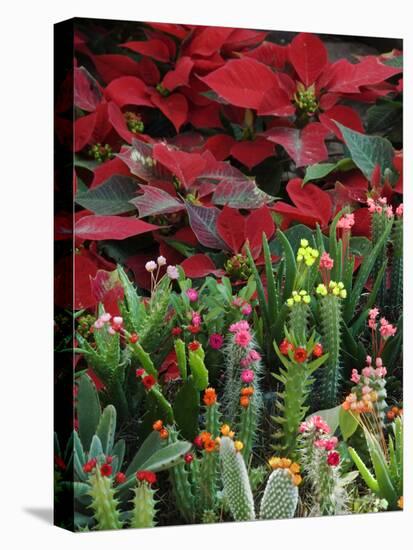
[54,21,402,307]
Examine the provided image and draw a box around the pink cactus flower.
[186,288,198,302]
[209,333,224,350]
[351,369,361,384]
[234,329,252,348]
[319,252,334,270]
[229,320,250,333]
[241,303,252,316]
[241,369,255,383]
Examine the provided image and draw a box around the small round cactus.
[260,468,299,520]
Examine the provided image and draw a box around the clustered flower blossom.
[316,280,347,299]
[286,289,311,307]
[93,312,124,334]
[240,369,254,383]
[343,355,387,414]
[367,197,394,218]
[279,339,323,363]
[319,251,334,285]
[296,239,319,267]
[337,212,355,230]
[82,455,114,477]
[299,416,340,468]
[268,457,302,486]
[368,307,397,358]
[136,368,157,391]
[152,419,169,439]
[230,320,253,348]
[232,297,253,317]
[195,430,219,453]
[395,203,403,217]
[239,386,254,408]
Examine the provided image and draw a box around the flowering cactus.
[260,464,300,520]
[130,472,158,528]
[219,436,256,521]
[88,468,122,530]
[299,416,349,515]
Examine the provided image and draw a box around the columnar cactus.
[390,206,403,318]
[260,467,299,520]
[168,428,196,523]
[370,200,393,308]
[287,295,311,345]
[130,476,157,528]
[219,437,256,521]
[88,469,122,530]
[199,393,221,511]
[317,282,346,409]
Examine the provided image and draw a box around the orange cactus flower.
[159,428,169,440]
[200,431,212,443]
[152,419,163,432]
[240,395,250,408]
[240,386,254,397]
[204,438,216,452]
[203,387,217,406]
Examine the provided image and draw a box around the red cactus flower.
[172,326,183,336]
[136,470,157,485]
[187,324,201,334]
[100,463,113,477]
[82,458,97,473]
[327,451,340,467]
[279,339,294,355]
[312,343,323,357]
[115,472,126,485]
[193,435,203,449]
[129,333,139,344]
[135,368,145,378]
[294,347,308,363]
[188,340,201,352]
[184,453,194,464]
[142,374,156,390]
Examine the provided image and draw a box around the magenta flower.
[186,288,199,302]
[234,329,252,348]
[209,333,224,350]
[241,303,252,316]
[350,369,360,384]
[191,311,202,327]
[241,369,255,383]
[229,320,250,333]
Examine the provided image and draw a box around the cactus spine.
[219,437,255,521]
[260,468,299,520]
[130,482,157,528]
[88,470,122,530]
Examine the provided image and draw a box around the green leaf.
[95,405,117,455]
[339,408,359,440]
[125,432,162,477]
[188,352,209,391]
[173,376,200,441]
[75,176,138,215]
[88,434,103,459]
[276,230,297,301]
[367,100,402,135]
[336,122,396,182]
[139,441,192,472]
[350,237,372,257]
[348,447,379,493]
[77,374,101,450]
[383,55,403,68]
[303,158,354,184]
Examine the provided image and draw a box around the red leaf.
[90,269,124,316]
[185,203,229,250]
[200,58,292,114]
[203,134,235,160]
[120,39,171,62]
[181,254,220,278]
[188,103,223,129]
[162,57,194,91]
[245,205,275,258]
[289,33,328,86]
[322,56,401,93]
[153,143,207,188]
[150,92,188,132]
[146,22,189,40]
[273,178,332,228]
[243,41,289,70]
[217,206,246,253]
[352,207,371,237]
[74,253,99,309]
[230,138,274,169]
[223,29,268,53]
[265,123,329,167]
[74,67,102,112]
[319,105,364,140]
[131,185,184,218]
[107,101,136,144]
[92,54,160,85]
[74,112,96,152]
[91,157,133,189]
[186,27,234,57]
[75,215,160,241]
[105,76,152,108]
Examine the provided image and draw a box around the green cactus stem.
[174,338,187,380]
[288,300,310,346]
[168,429,196,523]
[318,293,343,409]
[199,402,221,511]
[259,468,299,520]
[219,437,255,521]
[130,482,157,528]
[88,470,122,530]
[371,211,391,308]
[390,216,403,318]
